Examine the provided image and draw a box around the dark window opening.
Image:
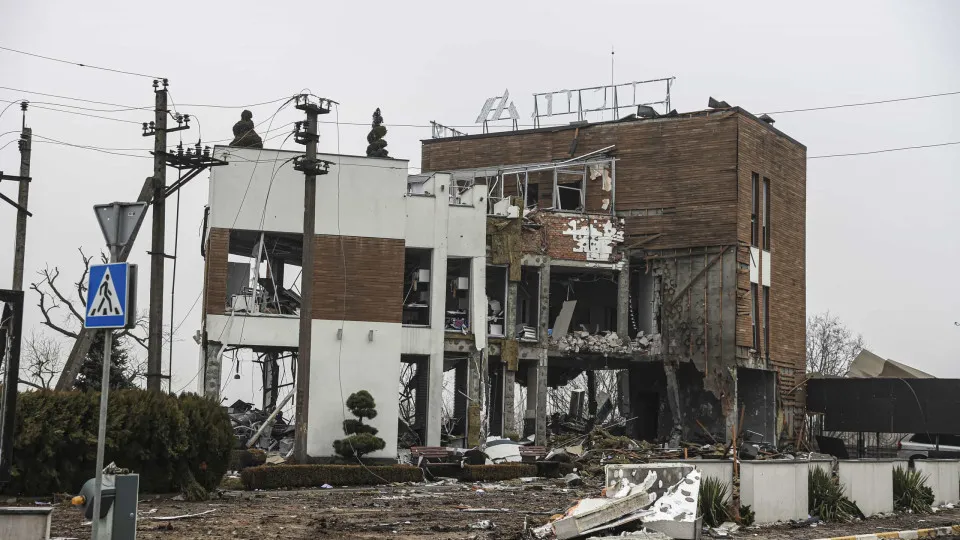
[525,183,539,210]
[762,177,771,250]
[549,268,618,338]
[445,258,471,331]
[517,267,540,340]
[402,248,432,326]
[486,265,507,336]
[556,183,583,211]
[751,172,760,247]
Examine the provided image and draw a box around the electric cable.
[0,45,163,79]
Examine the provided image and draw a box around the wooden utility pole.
[147,79,168,392]
[292,96,332,462]
[12,103,31,290]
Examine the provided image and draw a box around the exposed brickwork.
[736,116,807,413]
[204,228,230,315]
[311,235,404,323]
[423,111,741,250]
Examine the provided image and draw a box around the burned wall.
[651,246,738,419]
[627,361,727,443]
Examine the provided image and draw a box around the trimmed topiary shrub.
[461,464,538,482]
[241,464,422,490]
[333,390,386,459]
[5,389,232,496]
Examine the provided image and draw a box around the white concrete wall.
[838,460,894,516]
[307,320,402,460]
[740,461,809,524]
[0,508,52,540]
[915,460,960,505]
[206,313,299,348]
[209,147,409,238]
[809,459,833,475]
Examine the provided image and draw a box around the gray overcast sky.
[0,0,957,404]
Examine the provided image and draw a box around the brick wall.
[735,115,807,413]
[204,228,229,315]
[311,235,405,323]
[423,111,741,250]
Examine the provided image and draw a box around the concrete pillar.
[261,353,280,411]
[535,349,548,445]
[503,368,516,436]
[587,369,598,416]
[617,256,630,338]
[524,362,538,438]
[466,349,485,446]
[538,263,551,347]
[415,357,430,443]
[425,351,444,446]
[202,342,221,399]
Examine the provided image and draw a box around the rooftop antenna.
[610,46,615,121]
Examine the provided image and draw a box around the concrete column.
[524,362,538,438]
[503,368,516,436]
[535,349,548,445]
[466,349,484,446]
[202,343,221,399]
[415,357,430,443]
[617,256,630,338]
[538,263,551,348]
[425,351,444,446]
[425,241,448,447]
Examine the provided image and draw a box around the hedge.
[461,464,538,482]
[241,464,423,490]
[6,390,232,496]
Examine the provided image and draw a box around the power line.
[761,90,960,115]
[0,85,295,111]
[32,134,151,159]
[809,140,960,159]
[1,101,143,124]
[0,45,162,79]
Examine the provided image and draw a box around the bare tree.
[806,311,864,376]
[20,330,64,390]
[29,248,149,389]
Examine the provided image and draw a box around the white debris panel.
[562,218,625,262]
[555,331,661,356]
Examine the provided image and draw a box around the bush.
[6,389,232,497]
[461,464,538,482]
[698,477,730,527]
[808,467,864,522]
[739,505,755,526]
[333,390,386,459]
[241,464,422,490]
[894,466,935,513]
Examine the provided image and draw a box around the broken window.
[762,177,771,250]
[517,266,540,340]
[226,231,302,316]
[751,172,760,247]
[525,182,539,210]
[445,258,471,332]
[549,268,618,339]
[486,265,507,336]
[402,248,432,326]
[750,283,759,351]
[553,168,586,211]
[399,355,429,447]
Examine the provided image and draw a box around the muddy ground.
[42,480,960,540]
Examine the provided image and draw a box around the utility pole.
[12,102,31,290]
[147,79,168,392]
[292,95,332,462]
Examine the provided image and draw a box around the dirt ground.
[42,480,960,540]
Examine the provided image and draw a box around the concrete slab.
[915,459,960,505]
[0,507,52,540]
[837,460,895,516]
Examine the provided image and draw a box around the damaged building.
[420,105,806,447]
[198,103,805,460]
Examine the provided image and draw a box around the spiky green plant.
[893,466,935,513]
[808,467,864,522]
[738,505,755,526]
[698,477,731,527]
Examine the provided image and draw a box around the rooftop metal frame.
[532,77,675,128]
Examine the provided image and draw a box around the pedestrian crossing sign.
[84,263,133,329]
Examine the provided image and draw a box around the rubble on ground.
[555,330,662,356]
[227,400,294,459]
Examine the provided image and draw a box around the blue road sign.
[84,263,130,329]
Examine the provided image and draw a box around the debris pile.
[533,464,702,539]
[227,400,295,457]
[555,331,661,356]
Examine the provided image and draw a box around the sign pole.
[90,245,117,540]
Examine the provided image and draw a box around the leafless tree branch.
[806,311,864,377]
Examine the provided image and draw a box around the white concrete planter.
[837,460,896,516]
[0,507,52,540]
[914,459,960,505]
[740,461,809,524]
